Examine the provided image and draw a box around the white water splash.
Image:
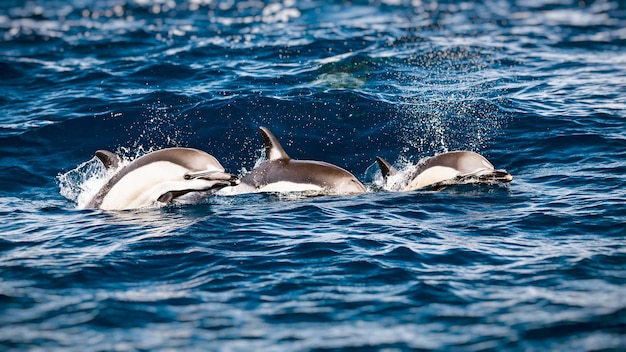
[393,45,509,161]
[57,157,110,208]
[57,147,155,209]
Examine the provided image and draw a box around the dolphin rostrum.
[86,147,239,210]
[376,151,512,191]
[221,127,367,196]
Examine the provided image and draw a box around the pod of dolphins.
[85,126,512,210]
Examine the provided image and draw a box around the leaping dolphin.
[221,127,367,196]
[85,148,239,210]
[376,151,512,191]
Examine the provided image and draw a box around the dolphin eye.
[183,174,191,180]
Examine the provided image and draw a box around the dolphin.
[85,148,239,210]
[221,127,367,196]
[376,151,512,191]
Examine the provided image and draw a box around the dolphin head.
[432,151,513,183]
[326,168,367,194]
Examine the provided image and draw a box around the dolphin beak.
[227,175,240,186]
[465,168,513,183]
[185,171,240,185]
[494,170,513,182]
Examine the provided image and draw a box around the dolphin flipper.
[375,157,398,179]
[157,190,192,204]
[95,150,121,170]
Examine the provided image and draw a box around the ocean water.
[1,0,625,350]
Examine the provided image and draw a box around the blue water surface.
[1,0,625,350]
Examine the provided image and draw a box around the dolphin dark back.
[411,151,493,176]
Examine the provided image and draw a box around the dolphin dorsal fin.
[259,126,290,161]
[375,157,398,179]
[95,150,121,169]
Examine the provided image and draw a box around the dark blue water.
[1,0,625,350]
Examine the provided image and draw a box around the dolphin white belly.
[406,166,460,191]
[257,181,324,193]
[99,162,188,210]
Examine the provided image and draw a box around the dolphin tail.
[375,157,398,180]
[95,150,121,169]
[259,126,290,161]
